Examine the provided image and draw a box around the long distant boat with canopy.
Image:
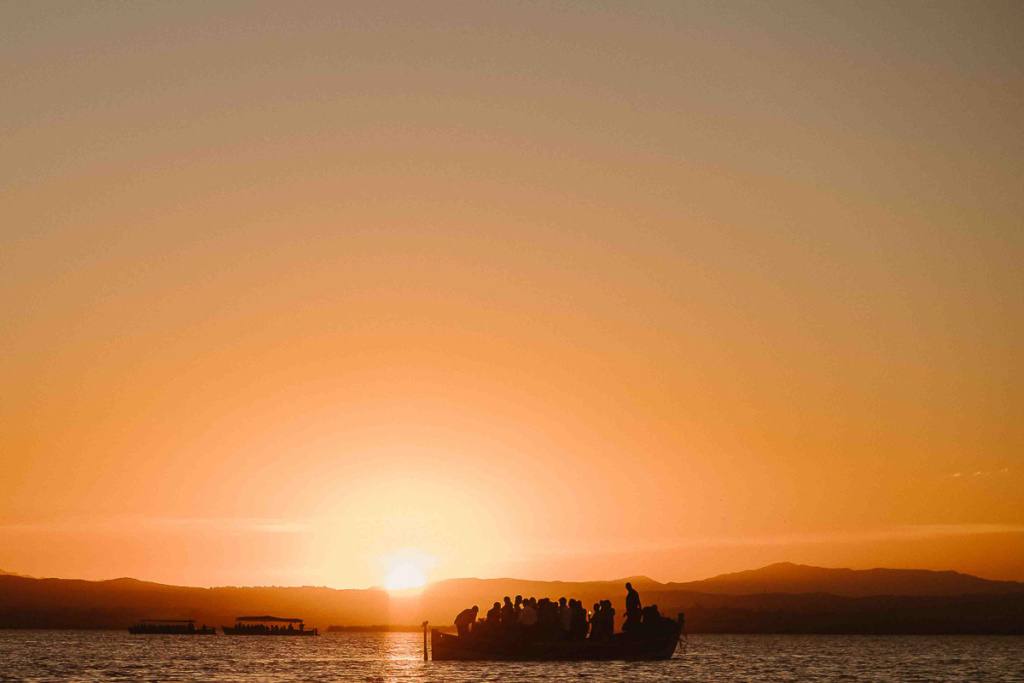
[222,615,319,636]
[128,619,216,635]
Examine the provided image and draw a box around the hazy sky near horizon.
[2,1,1022,588]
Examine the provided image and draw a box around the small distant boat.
[128,619,216,635]
[430,616,683,661]
[222,615,319,636]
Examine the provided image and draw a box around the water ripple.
[0,631,1021,682]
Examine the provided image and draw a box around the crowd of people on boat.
[453,582,675,643]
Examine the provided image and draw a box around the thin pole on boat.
[422,621,429,661]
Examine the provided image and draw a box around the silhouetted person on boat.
[570,600,587,640]
[455,606,478,638]
[605,600,616,639]
[589,600,615,641]
[623,582,642,634]
[536,598,554,640]
[527,598,541,623]
[500,596,515,624]
[558,597,571,638]
[486,601,502,623]
[518,597,538,642]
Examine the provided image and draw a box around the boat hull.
[128,627,216,635]
[221,626,318,636]
[431,625,681,661]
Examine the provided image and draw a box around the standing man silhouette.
[623,582,642,633]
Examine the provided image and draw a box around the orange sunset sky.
[2,2,1022,589]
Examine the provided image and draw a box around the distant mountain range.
[384,564,1024,634]
[0,568,33,579]
[663,562,1024,597]
[0,573,384,631]
[2,563,1022,633]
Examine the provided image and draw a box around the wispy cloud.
[521,523,1024,559]
[0,516,311,534]
[149,518,312,534]
[948,468,1012,479]
[688,524,1024,551]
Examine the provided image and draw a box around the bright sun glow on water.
[385,561,427,591]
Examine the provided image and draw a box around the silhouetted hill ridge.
[2,563,1022,633]
[0,574,386,630]
[0,569,33,579]
[665,562,1024,597]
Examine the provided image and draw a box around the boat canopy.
[235,616,304,623]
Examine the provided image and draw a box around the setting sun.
[385,561,427,591]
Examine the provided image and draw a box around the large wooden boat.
[128,619,216,635]
[430,617,683,661]
[222,615,319,636]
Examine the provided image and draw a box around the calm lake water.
[1,631,1021,682]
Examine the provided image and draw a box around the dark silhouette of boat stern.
[430,618,682,661]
